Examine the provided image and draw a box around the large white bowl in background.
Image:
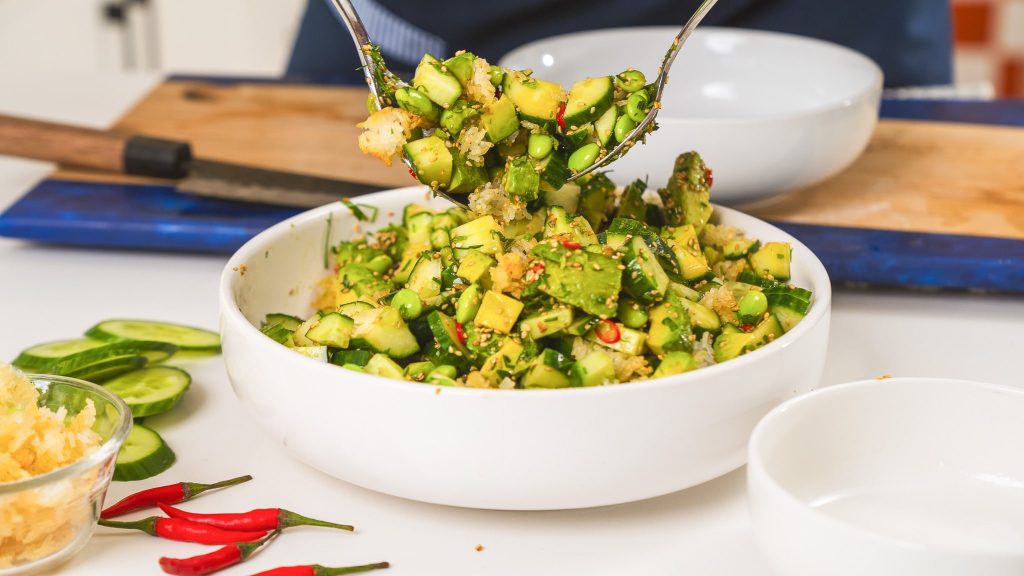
[748,378,1024,576]
[220,186,831,510]
[500,27,883,204]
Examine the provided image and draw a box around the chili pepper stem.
[182,474,253,499]
[278,509,354,532]
[99,516,158,536]
[313,562,390,576]
[238,530,282,560]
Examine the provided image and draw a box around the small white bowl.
[748,378,1024,576]
[500,27,883,204]
[220,186,831,510]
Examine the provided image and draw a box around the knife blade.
[0,113,383,208]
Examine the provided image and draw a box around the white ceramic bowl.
[748,378,1024,576]
[500,27,883,204]
[220,186,831,510]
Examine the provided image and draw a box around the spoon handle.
[652,0,718,104]
[323,0,387,106]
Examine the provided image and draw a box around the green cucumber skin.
[113,424,176,482]
[14,340,179,375]
[86,319,221,352]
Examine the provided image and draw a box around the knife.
[0,113,382,207]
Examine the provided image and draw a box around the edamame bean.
[626,91,650,123]
[613,114,637,143]
[617,298,649,329]
[455,284,483,323]
[568,143,601,173]
[395,87,440,122]
[527,134,555,159]
[488,65,505,87]
[392,288,424,320]
[738,291,768,321]
[365,254,394,275]
[615,69,647,93]
[430,365,458,379]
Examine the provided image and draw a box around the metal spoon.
[571,0,718,180]
[327,0,717,206]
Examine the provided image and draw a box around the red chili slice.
[530,262,546,275]
[705,167,713,187]
[560,240,581,250]
[594,320,621,344]
[455,322,467,346]
[740,323,754,333]
[408,167,418,180]
[556,102,566,131]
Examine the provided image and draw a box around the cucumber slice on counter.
[114,424,176,481]
[13,339,178,374]
[103,367,191,418]
[86,319,221,352]
[65,355,149,383]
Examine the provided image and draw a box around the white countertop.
[1,69,1021,576]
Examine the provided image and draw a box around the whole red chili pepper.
[98,516,268,544]
[160,530,280,576]
[101,474,253,519]
[159,503,353,532]
[250,562,390,576]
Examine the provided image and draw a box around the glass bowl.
[0,375,132,575]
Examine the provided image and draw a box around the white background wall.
[0,0,306,76]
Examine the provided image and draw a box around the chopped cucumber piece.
[331,349,373,367]
[407,254,443,306]
[653,351,698,378]
[522,349,573,389]
[291,345,329,362]
[563,76,613,128]
[541,183,581,214]
[623,235,670,303]
[413,55,462,108]
[451,215,502,255]
[305,313,355,348]
[570,351,615,387]
[426,311,474,370]
[405,135,453,189]
[586,323,646,355]
[350,307,420,359]
[518,307,574,340]
[456,284,484,324]
[365,353,405,379]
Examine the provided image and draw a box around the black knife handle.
[123,136,192,179]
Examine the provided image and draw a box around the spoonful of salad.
[326,0,717,217]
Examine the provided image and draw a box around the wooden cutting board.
[52,80,1024,241]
